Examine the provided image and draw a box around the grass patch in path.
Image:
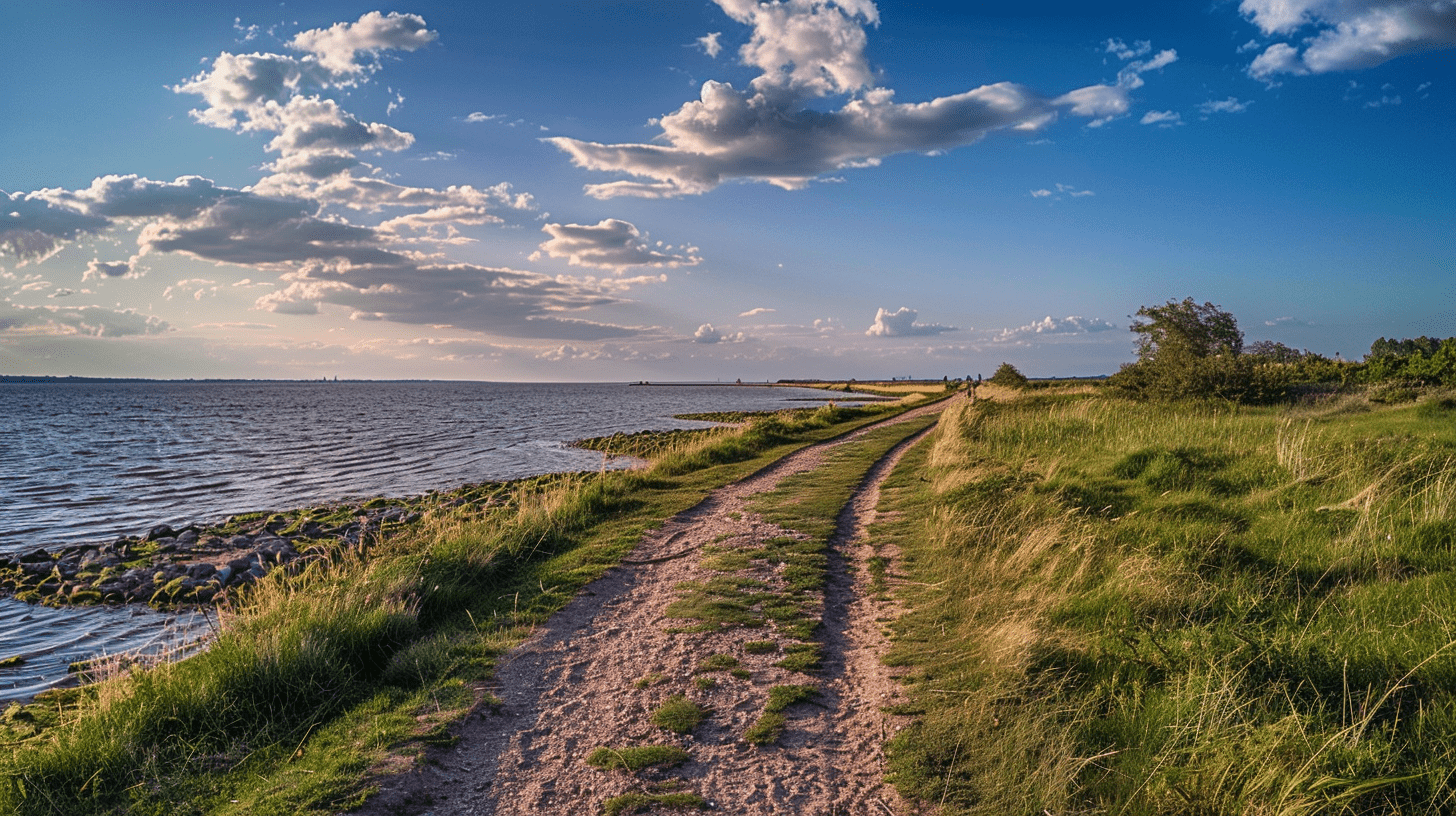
[650,695,709,734]
[602,791,708,816]
[742,712,787,746]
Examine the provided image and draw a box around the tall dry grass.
[880,389,1456,814]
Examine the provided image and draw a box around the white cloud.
[1249,42,1308,80]
[1140,110,1183,127]
[739,307,775,317]
[194,321,275,330]
[698,31,724,58]
[532,219,702,271]
[255,260,648,340]
[0,190,110,265]
[1265,315,1313,327]
[1031,183,1094,200]
[865,306,955,337]
[1104,38,1152,60]
[1241,0,1456,78]
[465,112,499,123]
[1199,97,1252,115]
[0,300,169,337]
[286,11,437,76]
[693,322,747,344]
[172,12,436,171]
[549,4,1174,198]
[83,257,143,281]
[694,323,721,344]
[995,315,1117,343]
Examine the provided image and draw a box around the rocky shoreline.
[0,481,516,611]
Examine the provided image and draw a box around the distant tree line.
[1106,297,1456,403]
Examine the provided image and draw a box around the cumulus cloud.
[1140,110,1183,127]
[1055,44,1178,126]
[1241,0,1456,79]
[740,307,775,317]
[532,219,701,271]
[995,315,1117,342]
[9,174,625,342]
[171,11,436,183]
[286,11,437,75]
[864,306,955,337]
[548,1,1174,198]
[693,322,747,344]
[0,191,110,265]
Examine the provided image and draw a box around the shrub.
[988,363,1029,389]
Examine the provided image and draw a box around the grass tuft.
[649,695,709,734]
[602,791,708,816]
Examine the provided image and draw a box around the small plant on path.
[650,695,708,733]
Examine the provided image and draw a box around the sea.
[0,379,846,701]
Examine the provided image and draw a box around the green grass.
[0,400,921,815]
[742,712,787,746]
[694,653,740,673]
[764,684,818,713]
[649,695,709,734]
[633,672,666,689]
[875,390,1456,815]
[742,685,818,747]
[585,745,690,772]
[602,791,708,816]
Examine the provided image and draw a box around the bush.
[988,363,1029,389]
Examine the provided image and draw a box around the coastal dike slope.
[352,400,946,815]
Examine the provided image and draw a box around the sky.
[1,0,1452,382]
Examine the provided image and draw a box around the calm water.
[0,380,841,700]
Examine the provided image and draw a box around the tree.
[988,362,1029,388]
[1131,298,1243,362]
[1110,298,1253,402]
[1245,340,1304,363]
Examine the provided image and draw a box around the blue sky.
[2,1,1451,381]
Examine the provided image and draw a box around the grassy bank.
[0,400,923,815]
[875,387,1456,814]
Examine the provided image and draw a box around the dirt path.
[354,403,942,816]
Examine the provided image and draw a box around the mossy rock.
[150,576,188,605]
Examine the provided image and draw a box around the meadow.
[875,385,1456,814]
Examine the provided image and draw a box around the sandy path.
[353,402,942,816]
